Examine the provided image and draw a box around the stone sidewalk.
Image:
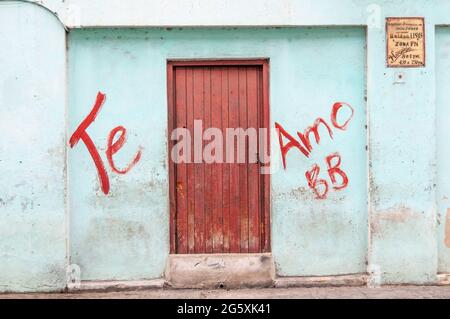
[1,286,450,299]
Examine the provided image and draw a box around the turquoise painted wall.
[0,2,67,292]
[68,27,366,280]
[367,18,437,285]
[1,0,450,291]
[436,27,450,274]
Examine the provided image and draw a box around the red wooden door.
[167,60,270,254]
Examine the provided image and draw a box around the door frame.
[166,58,271,254]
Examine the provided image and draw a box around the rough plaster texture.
[0,1,67,292]
[0,0,449,291]
[367,18,437,285]
[436,27,450,274]
[68,27,366,280]
[20,0,450,27]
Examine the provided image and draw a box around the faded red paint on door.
[167,59,270,254]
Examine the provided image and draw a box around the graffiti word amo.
[69,92,142,195]
[275,102,354,169]
[275,102,354,199]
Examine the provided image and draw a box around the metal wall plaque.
[386,17,425,67]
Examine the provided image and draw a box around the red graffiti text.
[275,102,354,168]
[69,92,142,195]
[305,153,349,199]
[275,102,354,199]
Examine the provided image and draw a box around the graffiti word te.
[69,92,142,195]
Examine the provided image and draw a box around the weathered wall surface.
[68,29,170,281]
[436,27,450,274]
[268,29,367,276]
[367,20,437,284]
[68,27,366,280]
[0,0,450,291]
[26,0,450,27]
[0,2,67,292]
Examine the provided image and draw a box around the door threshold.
[165,253,275,289]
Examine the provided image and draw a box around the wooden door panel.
[168,60,270,254]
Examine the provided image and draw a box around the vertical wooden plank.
[257,66,266,252]
[238,67,249,253]
[247,67,260,253]
[175,67,188,254]
[167,63,176,254]
[203,67,213,253]
[186,68,195,253]
[228,67,240,253]
[262,62,271,252]
[211,67,223,252]
[221,68,230,253]
[193,67,205,253]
